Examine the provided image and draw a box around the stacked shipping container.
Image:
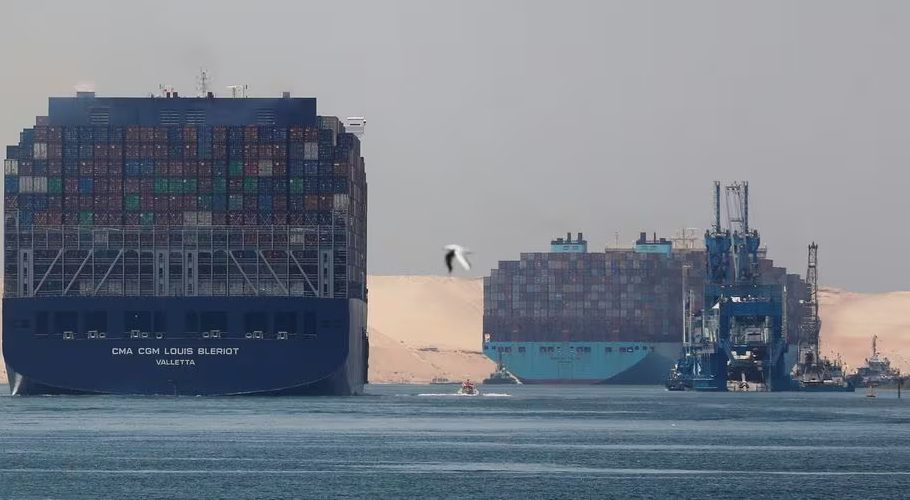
[483,245,806,344]
[4,95,367,302]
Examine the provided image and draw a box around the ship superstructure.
[3,88,368,395]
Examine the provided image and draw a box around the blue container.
[5,177,19,193]
[19,210,34,226]
[125,161,141,177]
[79,177,94,194]
[35,196,49,210]
[333,177,348,193]
[258,194,273,211]
[259,178,273,192]
[78,127,94,142]
[140,160,155,176]
[213,194,227,211]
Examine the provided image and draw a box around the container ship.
[2,88,368,395]
[482,232,805,384]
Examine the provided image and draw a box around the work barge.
[666,181,848,392]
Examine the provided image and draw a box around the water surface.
[0,384,907,499]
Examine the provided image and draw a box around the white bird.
[443,244,472,274]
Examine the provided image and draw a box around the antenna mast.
[197,69,211,97]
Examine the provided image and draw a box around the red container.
[140,127,155,142]
[183,127,197,142]
[64,212,79,225]
[183,195,197,210]
[140,195,154,210]
[47,212,62,225]
[124,213,140,225]
[47,196,62,210]
[4,195,18,209]
[212,212,227,226]
[64,195,78,210]
[169,161,184,176]
[244,212,258,226]
[79,195,93,209]
[126,127,141,142]
[48,143,63,160]
[110,178,123,193]
[154,196,169,210]
[228,212,243,225]
[125,178,140,193]
[140,178,154,192]
[48,160,62,176]
[273,162,287,177]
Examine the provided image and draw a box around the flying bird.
[444,244,472,274]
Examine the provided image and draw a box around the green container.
[79,211,93,226]
[124,194,140,211]
[140,212,154,226]
[186,178,198,193]
[155,177,168,194]
[48,177,63,194]
[243,177,258,193]
[169,178,183,194]
[290,177,304,194]
[213,178,227,193]
[198,195,212,210]
[229,161,243,177]
[228,194,243,211]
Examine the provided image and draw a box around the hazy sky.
[1,1,908,292]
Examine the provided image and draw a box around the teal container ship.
[482,233,805,384]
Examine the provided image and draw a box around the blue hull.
[483,341,680,384]
[484,341,799,385]
[2,296,367,396]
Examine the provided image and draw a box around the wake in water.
[417,393,511,397]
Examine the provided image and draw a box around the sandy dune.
[818,288,910,373]
[1,279,906,387]
[366,275,494,383]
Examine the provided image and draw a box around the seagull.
[444,244,472,274]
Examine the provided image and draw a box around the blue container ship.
[483,232,804,384]
[3,88,368,395]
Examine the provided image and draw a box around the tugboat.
[849,336,902,388]
[456,379,480,396]
[482,355,520,385]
